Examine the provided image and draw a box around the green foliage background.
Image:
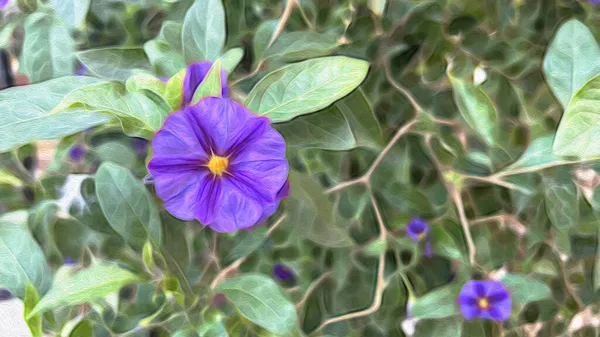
[1,0,600,336]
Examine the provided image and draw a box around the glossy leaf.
[95,162,162,249]
[22,13,74,82]
[543,20,600,109]
[53,81,170,139]
[216,274,297,335]
[182,0,226,62]
[449,74,497,146]
[544,180,578,229]
[500,273,551,306]
[77,48,152,82]
[502,135,569,174]
[553,73,600,158]
[414,317,462,337]
[144,21,186,77]
[0,211,51,299]
[24,283,42,337]
[28,263,140,317]
[48,0,90,28]
[276,90,382,150]
[264,31,338,63]
[245,56,370,123]
[411,284,460,319]
[219,48,244,73]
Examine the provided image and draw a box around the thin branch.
[295,271,331,309]
[423,134,476,265]
[463,174,522,191]
[209,214,287,290]
[314,195,387,332]
[326,118,417,194]
[383,61,424,112]
[230,61,264,87]
[268,0,298,47]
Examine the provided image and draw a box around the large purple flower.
[458,280,511,321]
[148,97,289,232]
[182,61,229,106]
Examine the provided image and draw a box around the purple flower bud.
[212,293,227,308]
[132,137,149,158]
[76,64,87,76]
[69,145,86,162]
[182,61,229,106]
[273,263,295,282]
[63,257,76,265]
[458,280,511,321]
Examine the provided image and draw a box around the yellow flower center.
[478,297,489,310]
[207,155,229,176]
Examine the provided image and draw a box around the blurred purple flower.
[132,137,149,158]
[63,257,76,265]
[458,280,511,321]
[590,0,600,5]
[182,61,229,106]
[273,263,294,281]
[148,97,288,232]
[0,0,10,9]
[69,145,86,162]
[406,217,432,257]
[76,64,86,76]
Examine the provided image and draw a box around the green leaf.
[502,135,570,174]
[69,320,93,337]
[0,76,109,153]
[595,230,600,291]
[95,162,162,249]
[542,19,600,109]
[0,211,52,298]
[0,22,16,49]
[94,141,138,169]
[284,170,353,247]
[414,317,462,337]
[411,284,461,319]
[368,0,388,16]
[22,13,74,82]
[216,274,297,335]
[500,273,551,306]
[449,74,498,146]
[28,263,140,317]
[182,0,226,62]
[144,21,186,77]
[219,48,244,73]
[24,283,42,337]
[553,73,600,158]
[0,170,23,187]
[77,48,152,82]
[53,81,170,139]
[198,320,228,337]
[222,227,268,265]
[264,31,338,63]
[544,180,578,229]
[253,20,278,63]
[364,238,387,256]
[165,69,187,110]
[191,59,222,104]
[48,0,90,28]
[245,56,370,123]
[126,73,167,97]
[276,90,383,150]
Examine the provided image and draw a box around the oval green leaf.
[182,0,226,62]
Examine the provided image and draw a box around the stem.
[295,272,331,309]
[268,0,298,47]
[314,195,387,332]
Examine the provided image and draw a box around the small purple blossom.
[0,0,10,9]
[458,280,511,321]
[76,64,87,76]
[406,217,432,257]
[69,145,86,162]
[590,0,600,5]
[273,263,295,281]
[182,61,229,106]
[63,257,76,265]
[148,97,289,232]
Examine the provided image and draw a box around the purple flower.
[132,137,149,158]
[148,97,289,232]
[406,217,429,242]
[69,145,86,162]
[590,0,600,5]
[76,64,87,76]
[406,217,432,257]
[182,61,229,106]
[458,280,511,321]
[63,257,76,265]
[273,263,295,281]
[0,0,10,9]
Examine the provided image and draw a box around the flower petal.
[183,61,229,105]
[154,170,211,221]
[202,178,263,232]
[459,303,480,320]
[150,108,210,163]
[480,297,511,321]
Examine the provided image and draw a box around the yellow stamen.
[478,297,489,310]
[207,155,229,176]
